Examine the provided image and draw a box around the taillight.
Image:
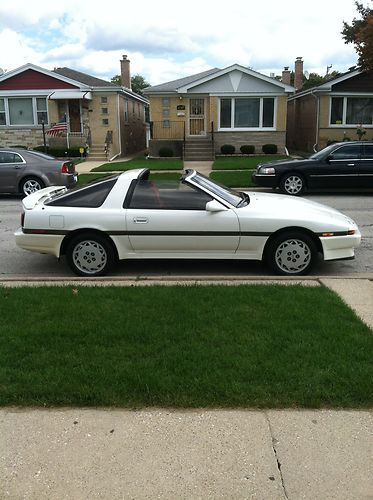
[21,211,25,228]
[61,162,74,174]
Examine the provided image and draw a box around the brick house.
[144,64,294,159]
[287,65,373,152]
[0,56,148,160]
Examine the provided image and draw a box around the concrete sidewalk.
[2,408,372,499]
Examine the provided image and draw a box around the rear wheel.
[280,173,305,195]
[265,231,317,275]
[66,233,116,277]
[21,177,44,196]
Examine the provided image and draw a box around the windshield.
[309,144,338,160]
[187,171,245,207]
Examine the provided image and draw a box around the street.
[1,192,372,278]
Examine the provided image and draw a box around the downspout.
[111,93,122,161]
[311,90,320,152]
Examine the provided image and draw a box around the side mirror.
[206,200,228,212]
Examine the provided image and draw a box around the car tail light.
[61,162,74,174]
[21,211,25,228]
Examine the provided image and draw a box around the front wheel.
[66,233,116,277]
[265,232,318,276]
[280,173,305,195]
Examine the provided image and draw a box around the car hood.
[242,191,357,228]
[258,158,313,168]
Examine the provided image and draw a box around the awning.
[48,91,92,100]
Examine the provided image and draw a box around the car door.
[0,151,26,192]
[309,143,362,188]
[359,144,373,187]
[125,180,240,255]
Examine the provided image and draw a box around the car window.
[362,145,373,159]
[128,180,213,210]
[27,151,56,160]
[330,145,361,160]
[0,152,24,163]
[46,178,117,208]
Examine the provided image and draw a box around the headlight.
[259,167,275,175]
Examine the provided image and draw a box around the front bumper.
[320,230,362,261]
[251,172,277,188]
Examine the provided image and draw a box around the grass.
[213,155,288,170]
[78,172,181,187]
[91,158,183,172]
[1,285,372,408]
[210,170,255,188]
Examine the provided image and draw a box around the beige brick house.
[287,67,373,152]
[0,56,148,160]
[144,64,294,159]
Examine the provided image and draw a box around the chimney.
[282,66,291,85]
[120,54,131,89]
[294,57,303,91]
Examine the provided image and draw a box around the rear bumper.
[251,172,277,188]
[15,227,63,257]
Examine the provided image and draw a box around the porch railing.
[150,121,185,140]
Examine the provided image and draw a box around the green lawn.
[91,158,183,172]
[78,172,181,187]
[1,285,372,408]
[213,155,288,170]
[210,170,255,188]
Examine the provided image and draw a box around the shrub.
[262,144,278,154]
[220,144,235,154]
[158,147,174,157]
[240,145,255,154]
[9,145,27,149]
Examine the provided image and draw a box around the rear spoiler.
[22,186,67,209]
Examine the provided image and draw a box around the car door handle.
[347,163,355,166]
[13,165,22,169]
[133,217,148,224]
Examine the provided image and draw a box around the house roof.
[53,67,117,88]
[288,68,362,100]
[144,64,294,95]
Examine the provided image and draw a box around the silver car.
[0,148,78,196]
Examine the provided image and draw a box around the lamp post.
[41,120,47,153]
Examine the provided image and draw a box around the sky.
[0,0,366,86]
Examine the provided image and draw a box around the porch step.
[88,144,108,162]
[184,139,214,161]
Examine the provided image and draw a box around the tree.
[110,74,150,95]
[341,2,373,70]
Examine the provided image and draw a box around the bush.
[220,144,235,154]
[240,145,255,154]
[158,147,174,157]
[33,146,87,157]
[262,144,278,154]
[9,145,27,149]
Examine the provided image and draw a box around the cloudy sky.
[0,0,364,85]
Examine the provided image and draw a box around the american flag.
[47,119,68,136]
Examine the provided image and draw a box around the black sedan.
[252,141,373,195]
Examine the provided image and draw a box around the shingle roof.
[144,68,220,93]
[53,67,117,88]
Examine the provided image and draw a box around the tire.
[265,231,317,276]
[21,177,45,196]
[280,173,305,196]
[66,233,116,277]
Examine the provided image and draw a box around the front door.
[189,98,206,136]
[68,100,82,133]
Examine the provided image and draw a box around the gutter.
[311,90,320,152]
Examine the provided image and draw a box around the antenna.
[326,64,332,75]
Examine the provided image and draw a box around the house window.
[162,108,170,117]
[331,96,373,125]
[162,120,170,128]
[102,118,109,126]
[9,98,33,125]
[36,98,48,124]
[101,96,108,104]
[162,97,170,107]
[219,97,275,129]
[101,108,108,114]
[124,99,128,122]
[0,97,48,126]
[0,99,5,125]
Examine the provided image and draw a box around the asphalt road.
[0,192,372,279]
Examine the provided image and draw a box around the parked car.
[0,148,78,196]
[15,168,361,277]
[252,141,373,195]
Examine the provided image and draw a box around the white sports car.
[15,168,361,277]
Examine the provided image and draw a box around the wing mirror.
[206,200,228,212]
